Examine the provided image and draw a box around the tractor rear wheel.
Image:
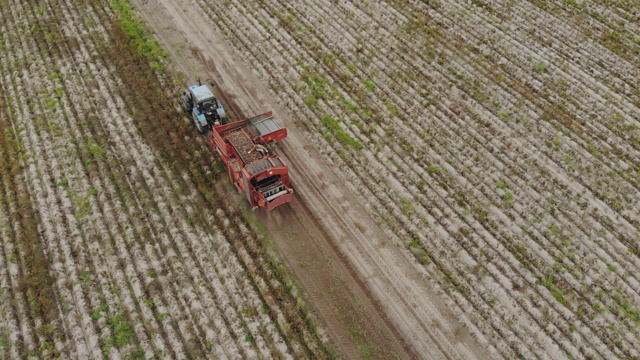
[181,94,192,112]
[192,112,205,134]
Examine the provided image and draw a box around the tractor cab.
[181,84,228,133]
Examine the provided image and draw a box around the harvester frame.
[210,111,293,210]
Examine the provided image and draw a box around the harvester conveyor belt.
[226,129,262,164]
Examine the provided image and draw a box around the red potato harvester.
[210,111,293,210]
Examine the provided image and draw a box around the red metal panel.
[213,118,248,135]
[210,130,229,161]
[260,128,287,143]
[264,192,293,211]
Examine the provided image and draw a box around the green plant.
[320,114,363,150]
[503,193,514,202]
[302,73,329,100]
[0,332,9,348]
[240,307,255,317]
[45,97,56,110]
[74,196,92,217]
[408,239,421,248]
[321,52,339,64]
[341,98,357,112]
[110,0,168,71]
[400,198,414,212]
[87,141,106,158]
[357,342,375,359]
[534,62,546,74]
[245,332,255,344]
[362,79,376,91]
[360,107,373,119]
[129,347,145,359]
[91,304,109,320]
[384,102,398,116]
[107,315,135,347]
[80,270,92,284]
[552,289,566,304]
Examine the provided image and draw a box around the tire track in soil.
[130,0,490,358]
[257,191,420,360]
[190,48,245,120]
[188,29,419,360]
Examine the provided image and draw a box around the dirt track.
[130,0,490,358]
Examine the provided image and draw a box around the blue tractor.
[180,83,229,133]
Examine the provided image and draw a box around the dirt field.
[132,0,640,358]
[131,0,493,358]
[1,0,639,359]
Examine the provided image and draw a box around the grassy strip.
[110,0,168,72]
